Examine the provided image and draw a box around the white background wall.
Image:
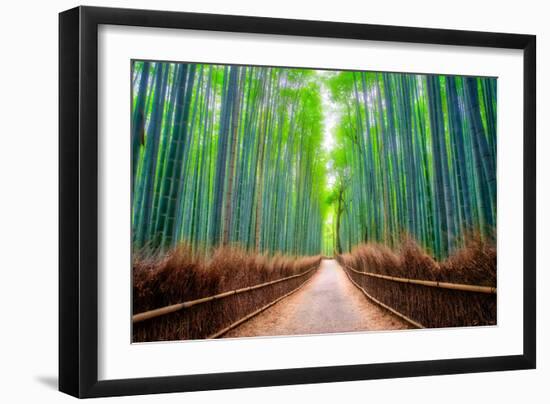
[0,0,547,402]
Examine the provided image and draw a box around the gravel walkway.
[224,259,411,338]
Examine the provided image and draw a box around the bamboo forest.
[132,60,496,259]
[131,60,497,340]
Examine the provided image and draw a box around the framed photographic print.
[59,6,536,398]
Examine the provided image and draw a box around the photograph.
[0,0,541,401]
[131,60,497,342]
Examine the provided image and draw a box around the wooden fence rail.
[344,265,496,294]
[207,275,315,339]
[133,265,318,324]
[343,268,425,329]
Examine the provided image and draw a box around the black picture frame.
[59,5,536,398]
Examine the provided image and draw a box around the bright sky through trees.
[318,70,338,256]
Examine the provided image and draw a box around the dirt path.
[224,259,411,338]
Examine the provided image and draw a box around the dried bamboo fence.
[133,265,318,342]
[342,264,497,329]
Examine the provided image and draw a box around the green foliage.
[131,61,497,261]
[328,71,497,259]
[131,62,326,257]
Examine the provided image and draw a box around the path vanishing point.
[224,259,411,338]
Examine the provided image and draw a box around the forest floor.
[224,259,411,338]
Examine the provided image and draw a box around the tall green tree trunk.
[211,66,238,246]
[222,67,245,245]
[131,61,150,194]
[464,77,496,231]
[134,63,168,248]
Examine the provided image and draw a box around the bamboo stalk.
[133,265,318,323]
[343,268,424,329]
[208,272,316,339]
[344,265,496,294]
